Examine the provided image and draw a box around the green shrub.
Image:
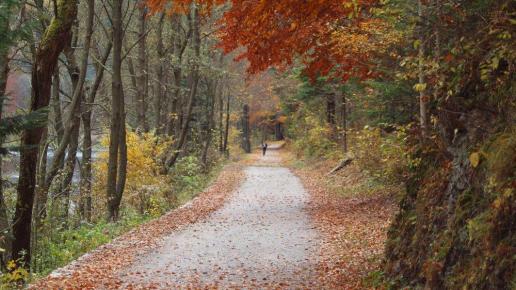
[32,210,149,276]
[350,125,410,186]
[289,108,343,160]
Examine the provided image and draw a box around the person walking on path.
[261,142,268,156]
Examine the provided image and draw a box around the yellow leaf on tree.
[469,152,481,168]
[413,83,427,92]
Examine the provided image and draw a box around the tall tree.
[417,0,428,137]
[201,78,217,168]
[164,2,200,169]
[153,13,166,132]
[34,0,95,222]
[0,0,18,266]
[165,13,191,137]
[12,0,78,266]
[241,104,251,153]
[106,0,128,221]
[136,1,149,132]
[340,91,347,152]
[80,41,113,222]
[222,93,230,153]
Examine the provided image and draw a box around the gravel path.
[121,148,320,288]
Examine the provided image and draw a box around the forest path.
[120,145,320,289]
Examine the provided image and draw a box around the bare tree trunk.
[40,0,94,203]
[51,69,64,145]
[58,117,80,223]
[432,0,441,112]
[274,116,284,141]
[223,94,230,153]
[80,41,112,222]
[241,104,251,153]
[166,13,191,137]
[136,2,148,132]
[12,0,77,266]
[116,117,127,201]
[340,92,347,152]
[80,94,93,221]
[165,4,200,169]
[418,0,428,137]
[201,81,217,168]
[326,92,336,139]
[166,69,181,136]
[31,129,48,271]
[125,47,139,111]
[218,85,224,152]
[154,13,165,132]
[107,0,126,222]
[33,130,49,227]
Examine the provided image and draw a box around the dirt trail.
[120,145,320,289]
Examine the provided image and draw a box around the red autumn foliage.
[147,0,379,81]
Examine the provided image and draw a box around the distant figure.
[261,142,268,156]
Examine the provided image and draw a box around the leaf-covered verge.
[282,148,398,289]
[27,160,246,289]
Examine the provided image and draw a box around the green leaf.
[413,39,421,49]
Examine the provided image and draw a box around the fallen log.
[328,155,353,175]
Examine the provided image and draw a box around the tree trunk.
[80,95,93,221]
[340,92,347,152]
[51,69,64,145]
[241,104,251,153]
[57,117,80,224]
[223,94,230,153]
[165,4,200,169]
[326,93,336,125]
[80,41,112,222]
[218,85,224,152]
[154,13,165,132]
[274,112,284,141]
[31,130,48,271]
[136,3,149,133]
[125,47,139,117]
[165,13,193,138]
[165,14,188,137]
[201,81,217,168]
[116,119,127,203]
[106,0,126,222]
[33,131,49,227]
[12,0,77,266]
[418,0,428,137]
[40,0,94,205]
[0,10,11,266]
[166,67,182,137]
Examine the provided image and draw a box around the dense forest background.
[0,0,514,289]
